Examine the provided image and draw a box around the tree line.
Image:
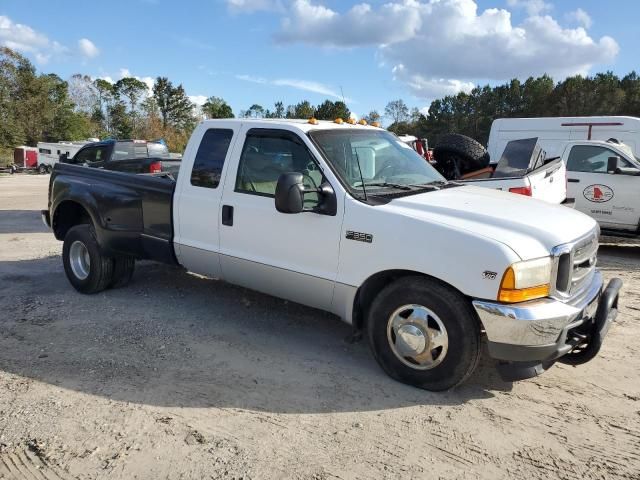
[2,44,640,161]
[386,72,640,146]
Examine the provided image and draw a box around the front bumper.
[473,271,622,380]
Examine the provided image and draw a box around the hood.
[382,185,597,260]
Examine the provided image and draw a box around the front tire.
[367,276,481,391]
[62,225,113,294]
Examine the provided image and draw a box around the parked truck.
[562,139,640,236]
[42,118,622,391]
[63,139,180,177]
[433,135,568,204]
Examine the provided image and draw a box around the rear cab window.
[190,129,234,188]
[112,142,150,160]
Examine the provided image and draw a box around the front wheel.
[367,276,481,391]
[62,225,113,294]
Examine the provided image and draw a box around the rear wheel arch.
[52,200,94,241]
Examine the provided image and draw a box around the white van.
[488,116,640,161]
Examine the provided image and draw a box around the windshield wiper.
[409,180,446,188]
[359,181,413,190]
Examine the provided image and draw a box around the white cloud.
[189,95,208,106]
[272,79,346,100]
[236,73,351,101]
[392,65,476,98]
[78,38,99,58]
[267,0,618,100]
[0,15,66,64]
[566,8,592,29]
[226,0,282,13]
[235,74,268,84]
[506,0,551,17]
[0,15,104,65]
[275,0,421,47]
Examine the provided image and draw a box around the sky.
[0,0,638,120]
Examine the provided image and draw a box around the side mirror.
[615,167,640,176]
[607,156,619,174]
[275,172,305,214]
[275,173,337,216]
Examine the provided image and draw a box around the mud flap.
[496,360,556,382]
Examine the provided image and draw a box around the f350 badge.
[346,231,373,243]
[482,271,497,280]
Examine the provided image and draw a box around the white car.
[43,118,622,390]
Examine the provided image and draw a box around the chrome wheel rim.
[69,240,90,280]
[386,304,449,370]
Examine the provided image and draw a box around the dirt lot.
[0,174,639,480]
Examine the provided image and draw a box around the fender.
[50,167,151,259]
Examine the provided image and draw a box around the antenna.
[340,86,346,105]
[353,148,368,201]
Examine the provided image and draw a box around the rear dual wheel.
[367,276,481,391]
[62,225,135,293]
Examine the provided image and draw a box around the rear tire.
[367,276,481,391]
[110,257,135,288]
[38,164,47,174]
[62,225,113,294]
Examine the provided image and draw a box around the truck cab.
[563,139,640,235]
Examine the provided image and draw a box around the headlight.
[498,257,552,303]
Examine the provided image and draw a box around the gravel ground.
[1,174,639,480]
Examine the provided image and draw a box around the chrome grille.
[552,230,598,299]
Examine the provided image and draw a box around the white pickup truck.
[562,139,640,236]
[43,118,622,391]
[429,135,568,204]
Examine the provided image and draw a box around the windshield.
[310,129,445,196]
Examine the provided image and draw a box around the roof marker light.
[334,118,344,124]
[358,119,368,125]
[347,118,356,125]
[371,121,381,128]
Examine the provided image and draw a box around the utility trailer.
[0,146,38,174]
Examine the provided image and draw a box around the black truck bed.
[46,163,177,265]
